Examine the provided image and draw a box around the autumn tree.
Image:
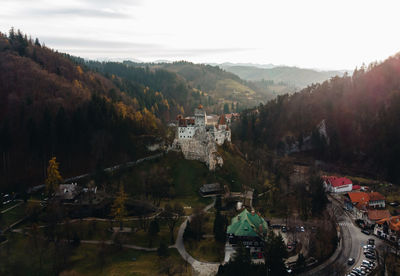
[45,157,63,196]
[111,185,127,230]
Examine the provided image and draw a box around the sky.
[1,0,400,70]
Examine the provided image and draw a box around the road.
[174,197,220,276]
[305,195,364,275]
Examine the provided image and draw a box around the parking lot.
[346,237,379,276]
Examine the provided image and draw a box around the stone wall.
[174,128,223,170]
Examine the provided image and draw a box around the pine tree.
[213,210,226,243]
[45,157,63,196]
[111,185,127,230]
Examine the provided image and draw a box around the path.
[174,197,220,276]
[1,201,23,214]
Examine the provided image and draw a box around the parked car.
[300,226,305,232]
[281,226,287,233]
[365,254,376,260]
[361,229,370,235]
[368,238,375,245]
[348,258,355,265]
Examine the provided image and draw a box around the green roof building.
[227,209,268,244]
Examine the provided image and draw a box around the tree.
[45,157,63,196]
[184,208,205,241]
[157,241,169,258]
[163,203,184,243]
[296,253,306,271]
[264,231,288,275]
[213,210,226,243]
[148,219,160,247]
[111,185,127,230]
[224,103,230,114]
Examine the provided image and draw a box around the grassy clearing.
[65,245,191,276]
[1,233,191,276]
[184,211,225,262]
[185,238,225,262]
[119,218,185,247]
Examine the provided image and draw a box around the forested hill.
[117,61,296,112]
[235,54,400,182]
[222,65,345,88]
[0,30,206,191]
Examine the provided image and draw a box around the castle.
[174,105,231,170]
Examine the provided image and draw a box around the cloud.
[25,7,131,18]
[41,36,158,49]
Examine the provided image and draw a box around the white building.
[322,176,353,193]
[177,105,231,145]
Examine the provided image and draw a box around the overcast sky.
[1,0,400,70]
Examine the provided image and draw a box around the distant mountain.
[210,62,276,69]
[221,65,346,88]
[128,61,296,112]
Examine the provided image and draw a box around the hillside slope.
[222,65,345,88]
[122,61,296,112]
[0,30,169,190]
[235,54,400,182]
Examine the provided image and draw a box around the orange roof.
[368,209,391,221]
[369,192,385,201]
[376,215,400,232]
[218,114,226,125]
[348,192,369,204]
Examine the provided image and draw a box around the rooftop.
[227,209,268,238]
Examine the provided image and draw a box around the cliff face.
[174,128,223,170]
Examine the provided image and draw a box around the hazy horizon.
[2,0,400,70]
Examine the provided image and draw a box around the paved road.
[174,197,220,276]
[305,195,363,275]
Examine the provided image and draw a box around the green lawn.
[0,233,191,276]
[65,245,191,276]
[184,211,225,262]
[185,238,225,262]
[119,218,185,248]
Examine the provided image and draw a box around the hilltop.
[222,64,346,88]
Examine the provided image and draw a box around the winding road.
[305,195,366,275]
[173,197,220,276]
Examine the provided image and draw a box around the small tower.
[194,104,206,126]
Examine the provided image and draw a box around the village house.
[227,209,268,258]
[55,183,80,202]
[199,183,223,197]
[374,215,400,245]
[322,176,353,193]
[345,191,389,225]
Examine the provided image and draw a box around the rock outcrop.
[174,128,223,170]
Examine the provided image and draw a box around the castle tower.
[194,104,206,127]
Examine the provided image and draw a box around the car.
[300,226,305,232]
[281,226,287,233]
[365,254,376,260]
[348,258,355,265]
[368,238,375,245]
[361,229,371,235]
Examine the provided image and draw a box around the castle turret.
[194,104,206,127]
